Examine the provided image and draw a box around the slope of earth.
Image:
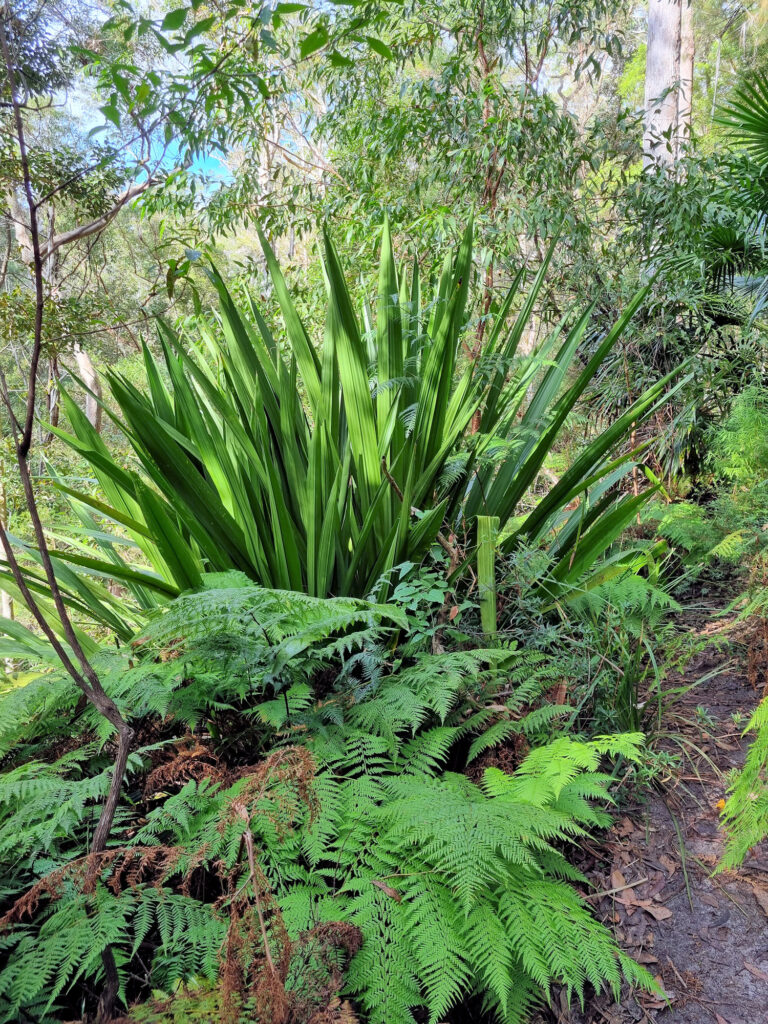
[545,586,768,1024]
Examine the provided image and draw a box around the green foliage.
[495,537,684,736]
[0,577,406,755]
[708,385,768,485]
[655,503,763,570]
[718,72,768,170]
[719,695,768,870]
[0,696,652,1022]
[4,6,763,1021]
[302,739,653,1024]
[143,572,405,652]
[655,502,729,564]
[312,0,629,261]
[0,575,656,1022]
[127,735,653,1024]
[651,387,768,571]
[0,741,316,1022]
[0,884,223,1023]
[0,733,651,1023]
[133,577,562,758]
[0,746,134,885]
[11,221,677,640]
[566,568,680,623]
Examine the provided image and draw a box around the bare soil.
[546,588,768,1024]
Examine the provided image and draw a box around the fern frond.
[720,695,768,869]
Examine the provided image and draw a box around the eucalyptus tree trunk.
[644,0,683,168]
[677,0,695,158]
[0,587,12,674]
[73,344,103,433]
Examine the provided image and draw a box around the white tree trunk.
[0,587,12,675]
[644,0,683,168]
[677,0,695,158]
[74,344,103,433]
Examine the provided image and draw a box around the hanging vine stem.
[0,9,134,1020]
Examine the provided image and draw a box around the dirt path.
[551,591,768,1024]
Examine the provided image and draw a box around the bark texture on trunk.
[677,0,695,158]
[644,0,683,168]
[73,344,103,433]
[0,586,12,674]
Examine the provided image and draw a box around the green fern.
[0,727,654,1023]
[0,744,150,905]
[567,571,681,624]
[133,577,407,729]
[288,733,653,1024]
[0,671,75,758]
[719,695,768,870]
[141,574,406,652]
[0,884,224,1023]
[656,502,724,563]
[708,385,768,486]
[0,579,655,1022]
[0,745,315,1022]
[115,729,654,1024]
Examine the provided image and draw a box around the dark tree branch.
[0,0,134,930]
[1,13,136,1014]
[1,13,45,458]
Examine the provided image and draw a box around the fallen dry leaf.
[648,871,666,897]
[639,977,673,1010]
[752,886,768,918]
[659,853,677,876]
[635,951,659,964]
[371,880,401,902]
[697,853,719,867]
[611,868,627,889]
[639,998,669,1010]
[744,961,768,982]
[715,1015,730,1024]
[620,897,650,908]
[643,904,673,921]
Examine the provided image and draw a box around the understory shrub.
[720,695,768,870]
[2,221,678,637]
[652,384,768,573]
[0,582,656,1023]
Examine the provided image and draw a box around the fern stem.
[243,828,277,975]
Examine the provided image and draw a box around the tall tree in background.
[678,0,695,151]
[303,0,632,356]
[644,0,694,166]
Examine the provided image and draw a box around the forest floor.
[545,582,768,1024]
